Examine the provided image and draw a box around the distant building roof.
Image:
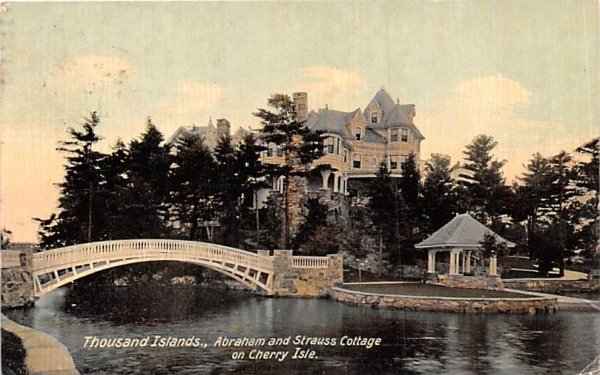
[415,213,516,249]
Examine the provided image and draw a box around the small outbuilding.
[415,213,515,276]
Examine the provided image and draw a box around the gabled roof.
[363,88,425,140]
[415,213,516,249]
[366,88,396,115]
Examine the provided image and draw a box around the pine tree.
[421,154,456,232]
[292,197,328,252]
[171,133,217,240]
[254,94,323,248]
[100,139,130,239]
[398,152,422,253]
[462,135,509,225]
[235,133,267,246]
[123,119,171,238]
[367,163,408,274]
[36,112,107,248]
[214,134,243,246]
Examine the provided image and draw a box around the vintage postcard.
[1,1,599,374]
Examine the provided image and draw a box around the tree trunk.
[378,233,383,278]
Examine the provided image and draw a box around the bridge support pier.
[270,250,343,297]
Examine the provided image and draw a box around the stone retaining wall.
[438,274,504,290]
[503,278,600,294]
[268,250,344,297]
[329,286,557,314]
[2,250,35,308]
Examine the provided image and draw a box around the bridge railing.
[32,239,273,273]
[1,250,23,269]
[292,256,329,269]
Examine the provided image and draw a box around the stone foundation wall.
[329,287,557,314]
[2,250,35,308]
[438,275,504,290]
[503,278,600,294]
[269,250,343,297]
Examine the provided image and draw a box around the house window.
[276,146,283,157]
[390,155,398,170]
[336,139,341,154]
[401,128,408,142]
[266,148,273,157]
[353,154,361,169]
[390,129,398,142]
[370,112,378,124]
[327,144,334,154]
[400,154,408,167]
[343,150,348,163]
[355,127,361,141]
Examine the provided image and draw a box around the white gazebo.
[415,214,516,276]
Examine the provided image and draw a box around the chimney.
[292,92,308,122]
[216,118,230,140]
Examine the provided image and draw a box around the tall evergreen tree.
[516,153,555,256]
[462,135,509,225]
[421,154,456,232]
[367,163,408,274]
[123,119,171,238]
[214,134,243,246]
[254,94,323,248]
[171,133,217,241]
[100,139,130,239]
[235,133,267,246]
[292,197,328,252]
[37,112,107,248]
[398,152,422,250]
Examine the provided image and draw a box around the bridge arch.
[32,240,275,298]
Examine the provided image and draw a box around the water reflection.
[5,286,599,375]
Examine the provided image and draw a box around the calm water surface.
[5,285,600,375]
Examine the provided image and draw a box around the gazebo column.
[449,250,460,275]
[465,251,472,273]
[427,250,437,273]
[489,255,498,276]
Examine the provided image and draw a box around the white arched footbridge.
[29,239,343,298]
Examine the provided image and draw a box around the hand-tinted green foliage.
[462,135,510,225]
[421,154,456,232]
[367,163,409,268]
[254,94,324,248]
[170,133,216,241]
[36,112,107,248]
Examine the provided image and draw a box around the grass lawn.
[342,283,533,299]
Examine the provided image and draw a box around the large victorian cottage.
[262,88,425,199]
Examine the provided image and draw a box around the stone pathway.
[503,288,600,312]
[1,314,80,375]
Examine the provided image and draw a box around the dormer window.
[370,112,378,124]
[355,127,362,141]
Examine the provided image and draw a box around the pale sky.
[1,1,598,242]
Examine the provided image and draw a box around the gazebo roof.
[415,213,516,249]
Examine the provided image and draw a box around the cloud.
[418,75,572,181]
[50,55,134,93]
[152,81,226,128]
[291,66,366,110]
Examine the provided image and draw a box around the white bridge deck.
[30,239,330,297]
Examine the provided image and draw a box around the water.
[5,285,600,375]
